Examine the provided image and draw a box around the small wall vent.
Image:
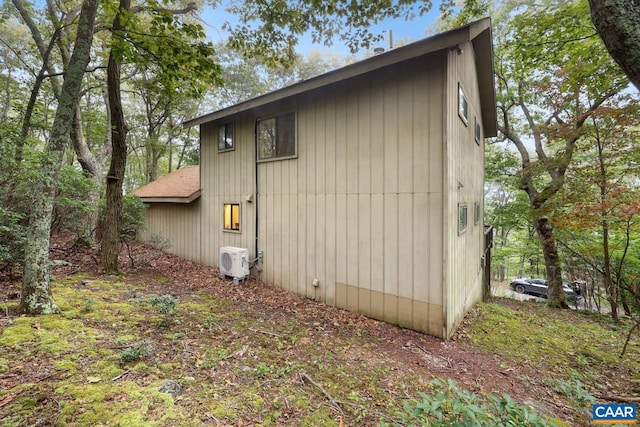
[219,246,249,283]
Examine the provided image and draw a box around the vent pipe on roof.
[373,47,385,55]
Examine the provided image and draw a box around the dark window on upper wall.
[474,117,481,144]
[257,112,296,160]
[458,84,468,125]
[474,202,481,225]
[218,122,234,152]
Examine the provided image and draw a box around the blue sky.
[200,2,445,58]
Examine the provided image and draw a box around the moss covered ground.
[1,269,638,426]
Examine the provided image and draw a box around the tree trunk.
[619,286,631,316]
[145,136,163,183]
[99,0,130,273]
[499,265,506,282]
[594,129,621,322]
[534,216,568,308]
[71,105,103,239]
[20,0,99,315]
[588,0,640,91]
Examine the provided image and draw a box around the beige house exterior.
[136,18,496,339]
[133,165,201,261]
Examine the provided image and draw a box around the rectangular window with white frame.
[257,112,296,161]
[218,122,234,152]
[223,203,240,232]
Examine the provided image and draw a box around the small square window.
[458,203,468,234]
[223,203,240,231]
[257,112,296,160]
[474,202,481,225]
[474,117,481,144]
[218,122,234,151]
[458,84,468,125]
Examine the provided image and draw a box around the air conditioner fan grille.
[221,252,232,272]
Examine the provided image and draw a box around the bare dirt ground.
[0,238,609,425]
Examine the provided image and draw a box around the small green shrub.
[52,165,100,238]
[548,378,595,412]
[131,294,179,327]
[147,294,178,326]
[0,130,38,269]
[83,297,97,312]
[256,363,271,377]
[0,206,25,268]
[0,358,9,373]
[119,342,152,364]
[98,194,147,241]
[149,232,172,251]
[204,314,218,326]
[120,194,147,240]
[393,378,553,427]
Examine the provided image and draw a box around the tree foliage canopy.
[224,0,432,66]
[485,0,640,314]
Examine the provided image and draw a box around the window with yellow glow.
[224,203,240,231]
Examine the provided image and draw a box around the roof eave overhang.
[139,190,201,204]
[470,20,497,137]
[184,17,497,134]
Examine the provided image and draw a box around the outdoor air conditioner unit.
[219,246,249,283]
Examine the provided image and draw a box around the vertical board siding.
[149,52,461,338]
[198,114,257,271]
[397,193,414,299]
[444,42,486,338]
[139,199,202,262]
[324,95,338,306]
[370,194,384,294]
[253,58,446,336]
[138,26,493,340]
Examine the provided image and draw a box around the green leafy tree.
[125,69,201,185]
[553,101,640,320]
[51,165,101,240]
[0,128,40,273]
[224,0,432,66]
[20,0,99,314]
[99,0,221,273]
[0,17,34,129]
[484,143,530,281]
[494,0,630,307]
[212,44,354,108]
[9,0,109,238]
